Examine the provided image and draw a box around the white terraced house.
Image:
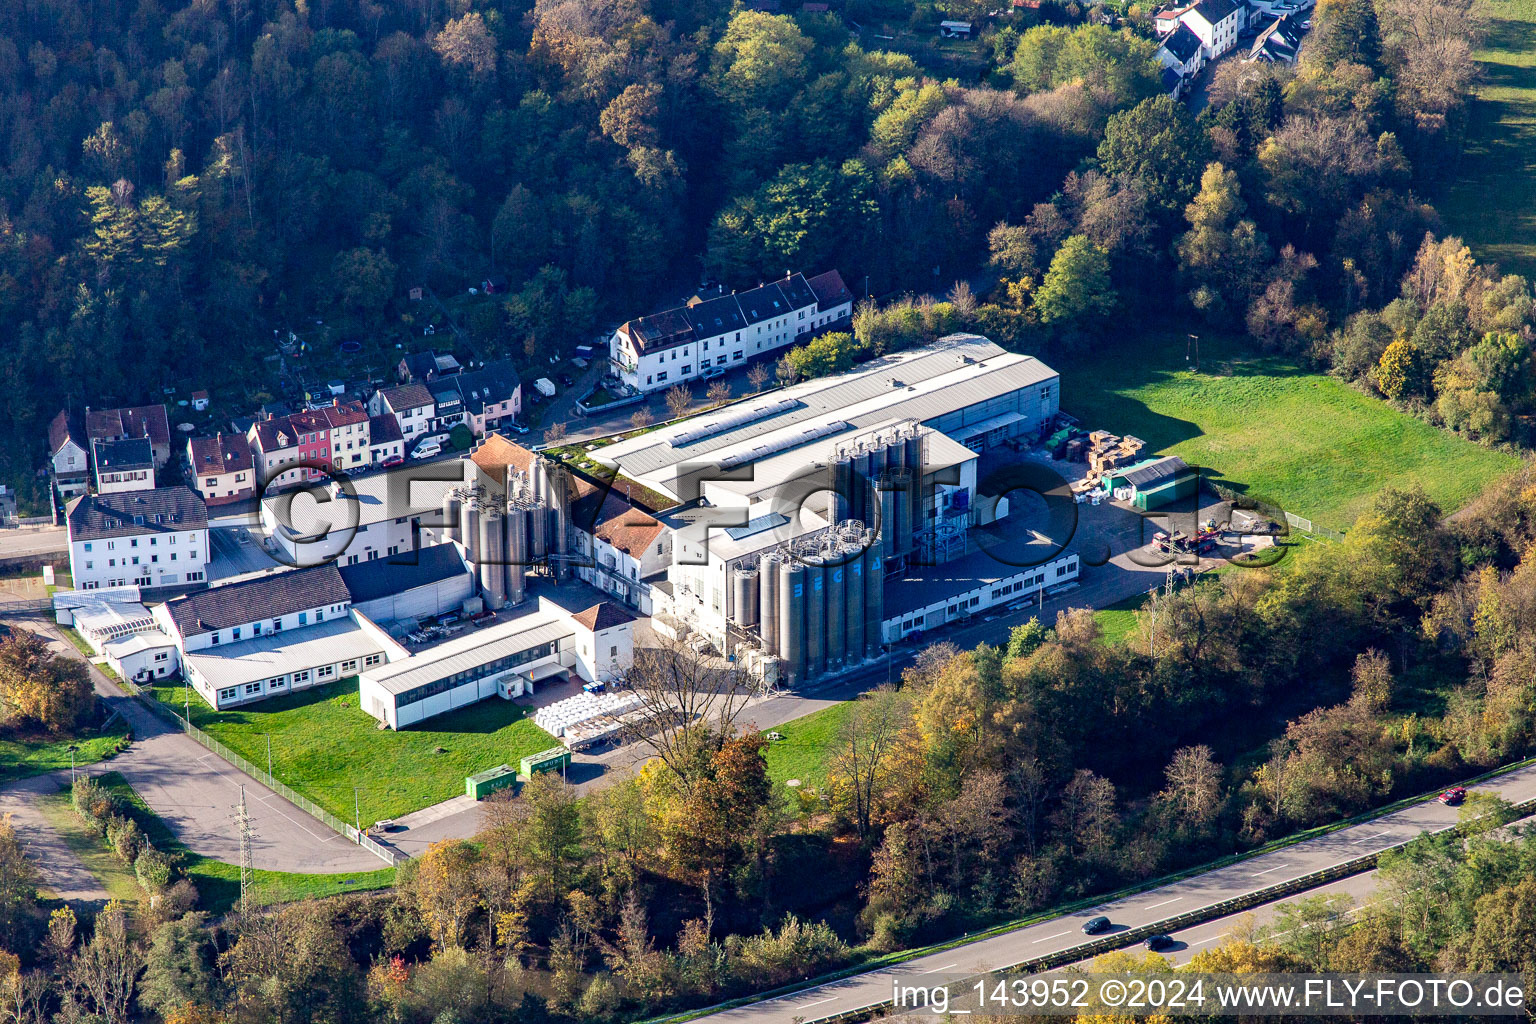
[66,486,209,590]
[609,270,854,393]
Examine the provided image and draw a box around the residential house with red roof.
[187,433,255,506]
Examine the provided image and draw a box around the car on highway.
[1143,933,1175,951]
[1437,786,1467,805]
[1082,916,1111,935]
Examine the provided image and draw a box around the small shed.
[1132,469,1198,511]
[520,746,572,779]
[465,764,519,800]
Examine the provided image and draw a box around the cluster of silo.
[829,424,926,563]
[449,448,582,610]
[749,521,886,686]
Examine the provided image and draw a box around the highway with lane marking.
[695,762,1536,1024]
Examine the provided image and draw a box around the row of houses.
[49,360,521,512]
[609,270,854,394]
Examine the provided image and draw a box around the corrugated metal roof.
[361,619,573,695]
[599,335,1056,486]
[184,618,383,689]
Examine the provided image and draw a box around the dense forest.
[0,0,1491,507]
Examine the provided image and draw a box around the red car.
[382,454,405,468]
[1437,787,1467,806]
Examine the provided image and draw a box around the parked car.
[558,373,575,388]
[1144,934,1174,951]
[413,442,442,460]
[1437,786,1467,806]
[1082,916,1112,935]
[381,454,405,468]
[700,365,726,380]
[506,421,530,435]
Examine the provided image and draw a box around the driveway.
[7,616,385,874]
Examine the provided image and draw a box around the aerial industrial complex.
[54,333,1082,753]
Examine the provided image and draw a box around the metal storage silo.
[732,568,760,628]
[879,484,897,560]
[863,531,884,658]
[441,490,462,545]
[779,559,806,687]
[804,551,826,680]
[530,503,549,571]
[477,509,499,606]
[826,549,846,670]
[832,454,853,525]
[487,511,509,605]
[507,507,529,605]
[462,501,482,569]
[852,445,872,529]
[759,553,780,657]
[845,539,865,664]
[905,431,925,538]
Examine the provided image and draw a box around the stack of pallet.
[1087,434,1146,475]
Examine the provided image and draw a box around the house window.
[211,633,220,645]
[84,542,92,552]
[299,612,307,625]
[244,682,262,695]
[364,653,383,667]
[218,687,237,702]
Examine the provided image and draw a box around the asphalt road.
[698,759,1536,1024]
[7,616,385,874]
[0,524,67,558]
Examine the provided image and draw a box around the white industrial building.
[53,586,181,684]
[609,271,854,394]
[259,468,460,568]
[151,543,476,709]
[593,334,1064,673]
[66,486,210,591]
[358,597,635,729]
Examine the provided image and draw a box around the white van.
[413,441,442,460]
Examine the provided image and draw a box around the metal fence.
[130,685,406,867]
[1283,511,1345,542]
[801,795,1536,1024]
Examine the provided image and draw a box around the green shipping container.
[520,747,572,779]
[1133,473,1197,511]
[465,764,519,801]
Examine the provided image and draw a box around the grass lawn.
[761,701,857,792]
[151,679,557,823]
[1053,334,1522,532]
[1438,0,1536,276]
[0,718,131,785]
[1094,593,1149,649]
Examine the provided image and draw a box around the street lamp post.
[266,735,273,787]
[68,744,78,785]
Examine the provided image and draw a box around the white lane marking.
[916,963,959,974]
[796,996,837,1009]
[1145,897,1183,910]
[1033,931,1072,943]
[1251,862,1290,877]
[1350,830,1392,845]
[1187,931,1230,948]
